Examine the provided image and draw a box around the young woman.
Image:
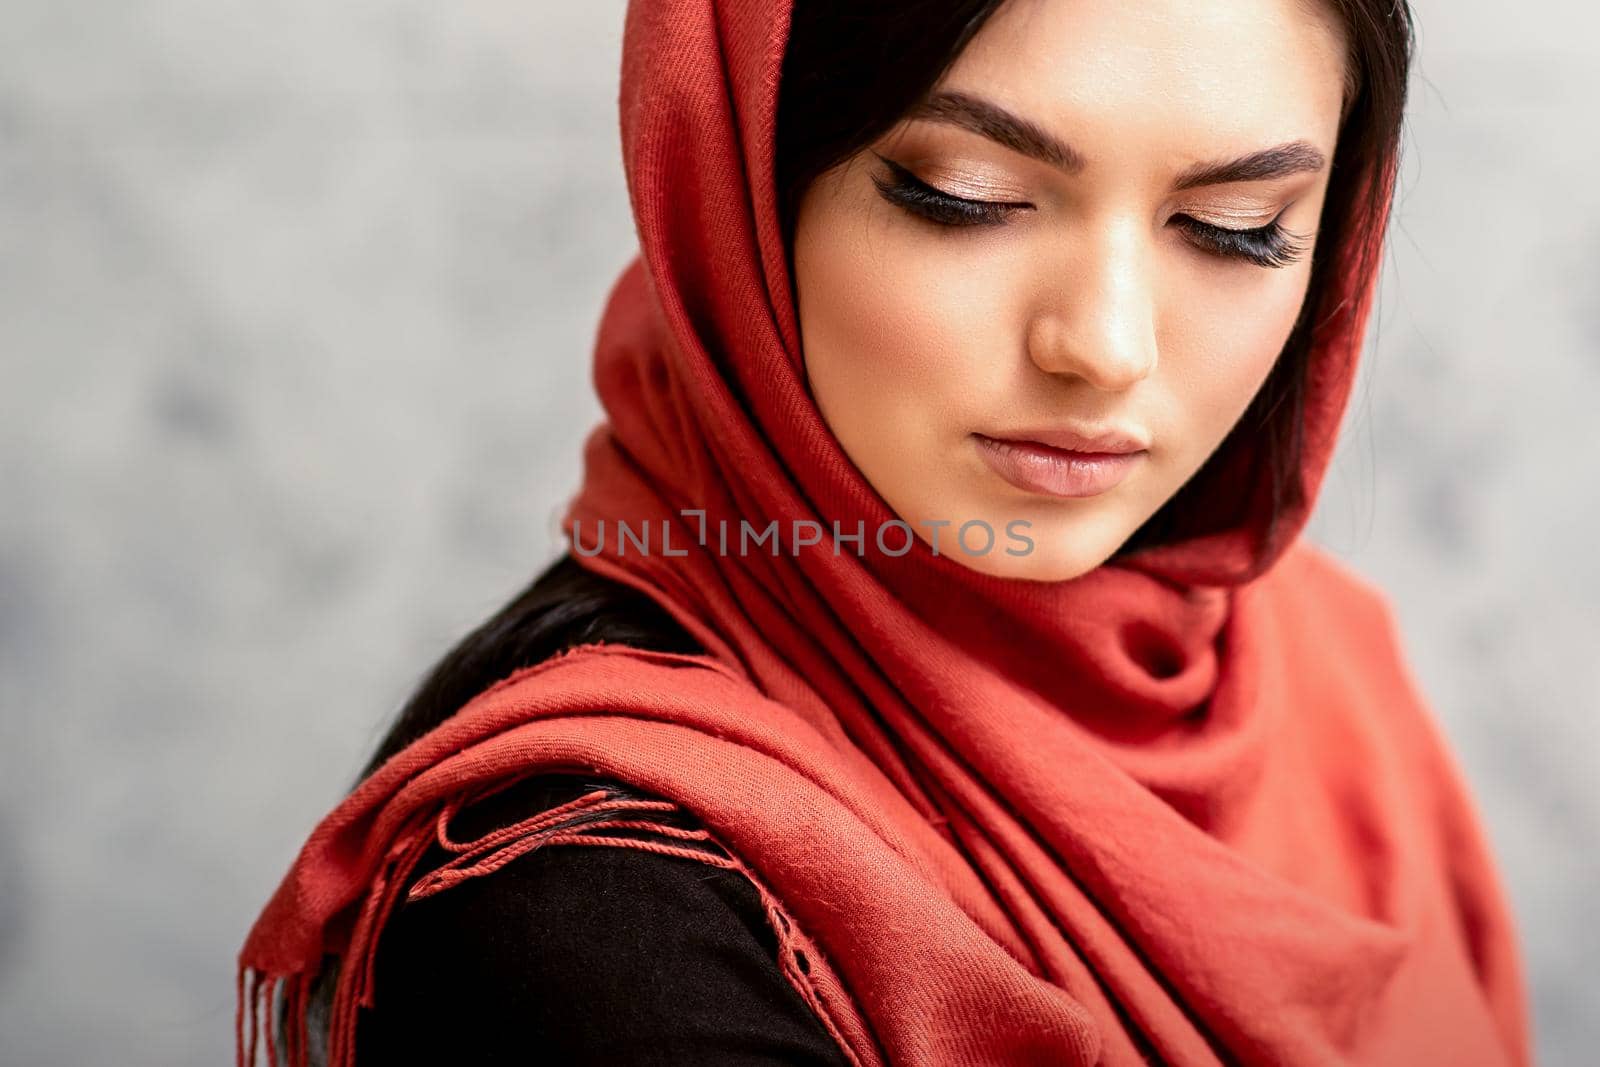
[239,1,1533,1064]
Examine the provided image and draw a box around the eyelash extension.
[870,152,1311,269]
[1171,213,1313,269]
[869,154,1028,228]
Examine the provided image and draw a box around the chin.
[908,508,1114,582]
[950,540,1112,583]
[888,485,1136,582]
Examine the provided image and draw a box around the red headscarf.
[238,2,1532,1064]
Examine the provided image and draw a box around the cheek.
[796,205,1015,445]
[1165,270,1309,445]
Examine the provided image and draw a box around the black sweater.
[355,771,854,1066]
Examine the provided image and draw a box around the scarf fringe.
[236,963,315,1067]
[238,783,884,1067]
[238,815,436,1067]
[410,787,729,900]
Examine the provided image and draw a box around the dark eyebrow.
[1170,140,1327,190]
[907,89,1327,190]
[909,90,1085,173]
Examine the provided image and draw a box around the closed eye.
[869,154,1031,228]
[869,152,1311,270]
[1170,213,1312,269]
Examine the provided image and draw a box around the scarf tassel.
[235,783,883,1067]
[238,784,884,1067]
[237,817,436,1067]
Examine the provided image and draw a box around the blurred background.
[1,1,1594,1064]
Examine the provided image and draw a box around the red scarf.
[239,2,1531,1064]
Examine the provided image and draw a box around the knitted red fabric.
[238,2,1532,1064]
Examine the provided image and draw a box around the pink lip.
[973,433,1145,498]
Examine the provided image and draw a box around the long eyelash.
[1173,214,1312,269]
[869,154,1025,228]
[869,152,1310,269]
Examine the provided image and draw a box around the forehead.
[942,0,1349,160]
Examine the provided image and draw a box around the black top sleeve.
[355,773,853,1067]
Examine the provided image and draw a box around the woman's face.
[793,0,1349,581]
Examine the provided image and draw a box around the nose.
[1026,225,1158,391]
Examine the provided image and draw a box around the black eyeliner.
[869,152,1024,228]
[870,151,1309,268]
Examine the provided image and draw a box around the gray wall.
[1,2,1593,1064]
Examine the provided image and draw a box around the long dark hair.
[300,1,1416,1059]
